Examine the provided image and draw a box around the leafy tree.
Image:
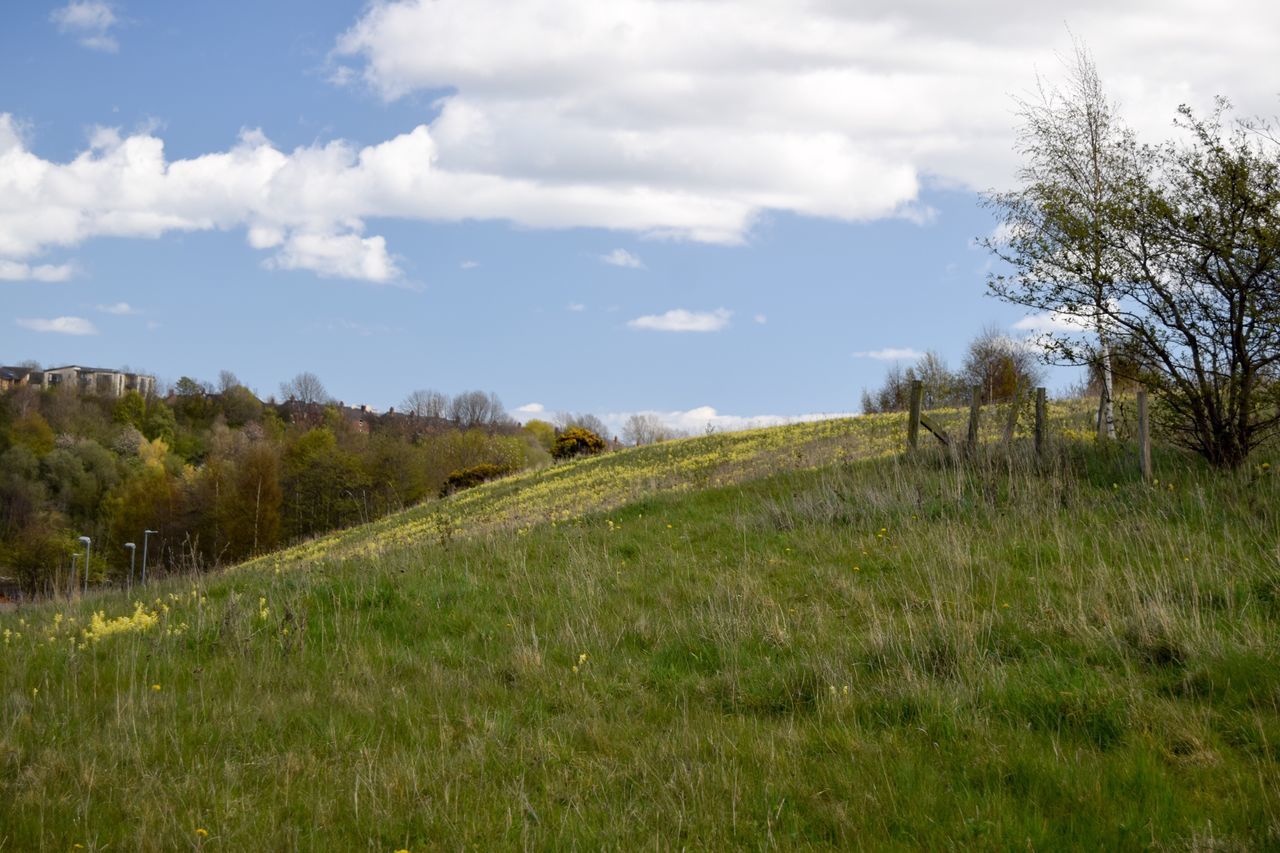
[143,400,177,444]
[11,413,55,456]
[990,93,1280,466]
[112,391,147,429]
[522,419,557,451]
[960,326,1044,404]
[983,41,1133,437]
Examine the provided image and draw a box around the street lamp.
[124,542,136,589]
[142,529,158,585]
[77,536,92,595]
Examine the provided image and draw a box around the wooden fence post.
[1034,387,1047,458]
[907,379,923,451]
[1003,386,1020,444]
[1137,390,1152,481]
[966,385,981,453]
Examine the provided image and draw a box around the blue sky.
[3,0,1274,433]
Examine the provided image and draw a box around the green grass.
[2,412,1278,850]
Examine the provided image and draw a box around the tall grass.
[1,427,1277,849]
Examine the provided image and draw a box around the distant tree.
[279,372,329,406]
[622,414,676,446]
[449,391,508,429]
[859,350,962,414]
[143,400,177,444]
[219,385,263,427]
[555,412,610,440]
[217,370,240,394]
[11,413,55,456]
[960,326,1045,404]
[112,391,147,429]
[403,389,449,418]
[174,376,207,398]
[552,426,606,460]
[522,419,557,451]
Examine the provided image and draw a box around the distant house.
[0,364,156,397]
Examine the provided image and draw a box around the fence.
[904,379,1153,479]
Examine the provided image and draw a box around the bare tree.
[218,370,240,394]
[449,390,509,429]
[555,411,609,439]
[402,389,449,418]
[279,372,329,405]
[622,413,677,446]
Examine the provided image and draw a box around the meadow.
[1,404,1278,849]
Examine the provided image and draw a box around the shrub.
[440,463,512,496]
[551,427,606,460]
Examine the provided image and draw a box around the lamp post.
[77,536,92,595]
[124,542,136,589]
[70,553,80,599]
[142,529,158,586]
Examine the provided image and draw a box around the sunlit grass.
[2,405,1276,848]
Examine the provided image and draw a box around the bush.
[551,427,606,460]
[440,463,512,496]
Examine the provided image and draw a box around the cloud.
[96,301,138,314]
[628,307,731,332]
[853,347,924,361]
[753,313,767,324]
[601,406,856,437]
[460,259,479,269]
[16,316,98,335]
[0,259,75,282]
[51,1,119,52]
[7,1,1280,279]
[600,248,644,269]
[567,302,586,312]
[515,402,545,414]
[1011,310,1094,334]
[264,231,400,282]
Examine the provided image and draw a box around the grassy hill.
[2,407,1278,849]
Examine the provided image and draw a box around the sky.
[2,0,1277,435]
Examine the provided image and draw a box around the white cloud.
[602,406,856,437]
[567,302,586,312]
[601,248,645,269]
[51,1,119,52]
[0,259,75,282]
[753,313,767,324]
[264,231,400,282]
[628,307,731,332]
[853,347,925,361]
[16,316,98,335]
[1012,311,1094,334]
[97,301,137,314]
[460,259,479,269]
[515,402,545,414]
[6,1,1280,279]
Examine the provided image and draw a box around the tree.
[984,42,1135,438]
[522,419,557,451]
[555,412,610,440]
[622,413,676,446]
[859,351,962,414]
[279,372,329,406]
[552,426,606,460]
[448,391,508,429]
[960,326,1045,404]
[990,90,1280,467]
[403,389,449,418]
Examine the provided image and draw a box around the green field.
[2,408,1278,850]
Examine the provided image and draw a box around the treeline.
[861,326,1046,414]
[0,373,580,593]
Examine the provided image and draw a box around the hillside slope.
[2,410,1278,849]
